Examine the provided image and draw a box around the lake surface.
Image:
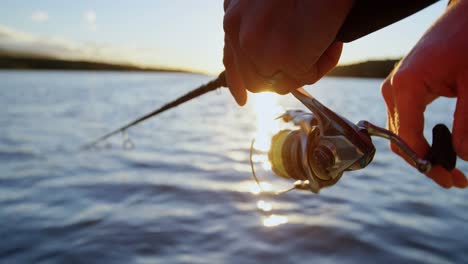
[1,71,467,264]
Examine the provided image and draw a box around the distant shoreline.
[0,53,400,78]
[327,59,400,78]
[0,53,195,74]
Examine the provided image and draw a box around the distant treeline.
[0,51,400,78]
[328,59,400,78]
[0,54,190,73]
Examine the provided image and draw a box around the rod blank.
[81,72,227,150]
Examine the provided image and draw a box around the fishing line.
[250,138,306,196]
[249,139,263,191]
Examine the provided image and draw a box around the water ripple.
[0,72,467,264]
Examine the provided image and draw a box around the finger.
[381,76,401,155]
[224,0,240,12]
[381,77,395,124]
[223,1,248,105]
[264,72,302,95]
[228,27,299,94]
[237,0,279,77]
[238,0,317,82]
[223,0,232,11]
[426,166,453,188]
[451,168,468,188]
[223,39,247,106]
[224,0,301,94]
[315,41,343,81]
[382,70,464,190]
[391,72,430,158]
[223,0,243,36]
[453,72,468,160]
[281,41,343,85]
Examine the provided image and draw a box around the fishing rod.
[81,72,228,149]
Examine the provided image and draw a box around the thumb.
[453,72,468,160]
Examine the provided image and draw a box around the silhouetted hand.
[381,0,468,188]
[223,0,354,105]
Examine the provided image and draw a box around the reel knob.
[311,145,335,180]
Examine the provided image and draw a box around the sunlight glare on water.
[256,200,273,212]
[246,181,274,195]
[252,92,283,152]
[251,154,271,170]
[251,92,283,172]
[263,214,289,227]
[250,93,291,229]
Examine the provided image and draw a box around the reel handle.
[427,124,457,171]
[360,121,457,173]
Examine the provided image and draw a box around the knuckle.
[390,69,413,91]
[222,46,233,67]
[389,69,424,100]
[381,80,393,105]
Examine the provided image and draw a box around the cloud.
[31,11,49,22]
[83,10,97,31]
[0,24,174,69]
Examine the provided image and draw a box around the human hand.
[381,0,468,188]
[223,0,354,105]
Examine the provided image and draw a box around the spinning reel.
[252,88,456,194]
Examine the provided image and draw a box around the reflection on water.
[251,93,290,228]
[256,200,272,212]
[252,92,283,151]
[246,181,274,195]
[251,153,271,170]
[263,214,289,227]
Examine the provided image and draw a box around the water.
[1,71,467,264]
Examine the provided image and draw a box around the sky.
[0,0,448,74]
